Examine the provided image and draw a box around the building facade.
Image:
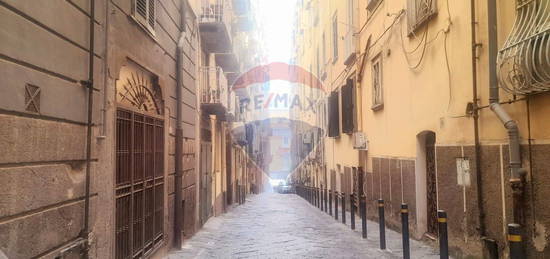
[291,0,550,258]
[0,0,264,258]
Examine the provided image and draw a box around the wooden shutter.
[341,79,355,134]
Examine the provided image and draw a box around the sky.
[253,0,297,63]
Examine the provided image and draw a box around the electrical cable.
[400,20,430,69]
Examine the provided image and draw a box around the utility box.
[456,158,471,187]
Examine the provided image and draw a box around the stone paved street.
[169,192,441,259]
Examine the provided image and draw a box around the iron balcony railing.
[199,0,232,33]
[200,66,228,109]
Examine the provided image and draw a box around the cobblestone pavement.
[169,192,441,259]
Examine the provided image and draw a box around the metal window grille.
[372,55,383,108]
[498,0,550,95]
[407,0,437,33]
[116,109,164,259]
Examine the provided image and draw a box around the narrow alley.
[170,192,439,259]
[1,0,549,258]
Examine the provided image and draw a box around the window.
[332,13,338,62]
[372,54,383,110]
[344,0,356,64]
[328,91,340,137]
[341,78,356,134]
[407,0,437,34]
[134,0,156,33]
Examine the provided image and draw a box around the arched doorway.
[114,61,165,259]
[416,131,438,238]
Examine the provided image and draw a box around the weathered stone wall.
[0,0,105,257]
[106,0,198,256]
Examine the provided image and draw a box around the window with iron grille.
[328,91,340,137]
[371,54,383,110]
[341,78,356,134]
[134,0,156,33]
[407,0,437,34]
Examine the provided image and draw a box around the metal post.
[361,194,367,238]
[318,188,321,209]
[508,223,524,259]
[334,191,339,220]
[316,187,319,208]
[438,210,449,259]
[320,188,323,211]
[341,192,346,224]
[350,193,355,230]
[329,190,333,215]
[324,188,328,213]
[378,199,386,250]
[401,204,410,259]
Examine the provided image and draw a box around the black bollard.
[334,191,339,220]
[401,204,410,259]
[360,194,367,238]
[312,187,315,206]
[315,188,321,208]
[314,187,317,206]
[508,223,524,259]
[438,210,448,259]
[329,190,333,215]
[378,199,386,250]
[341,192,346,224]
[320,188,323,211]
[324,188,328,213]
[350,193,355,230]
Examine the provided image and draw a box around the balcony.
[199,0,233,53]
[200,66,229,118]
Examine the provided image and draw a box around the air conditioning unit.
[353,132,368,150]
[367,0,382,12]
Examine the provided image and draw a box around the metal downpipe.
[470,0,486,239]
[82,0,95,257]
[487,0,525,224]
[174,0,187,249]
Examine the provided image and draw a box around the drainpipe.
[174,0,187,249]
[487,0,525,226]
[470,0,486,239]
[81,0,95,256]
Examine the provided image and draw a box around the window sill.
[371,103,384,111]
